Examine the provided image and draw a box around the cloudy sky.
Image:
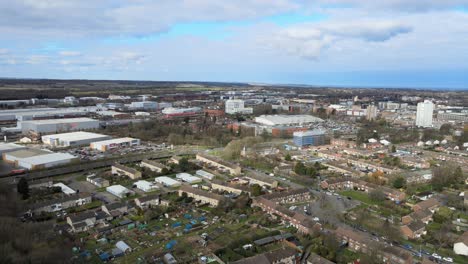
[1,0,468,89]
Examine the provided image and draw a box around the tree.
[433,206,453,224]
[392,176,406,189]
[369,189,386,202]
[17,177,29,200]
[179,157,190,172]
[439,123,452,135]
[391,145,396,153]
[251,184,262,196]
[284,153,292,161]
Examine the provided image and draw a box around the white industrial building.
[90,137,140,151]
[195,170,215,180]
[52,183,76,195]
[155,176,181,187]
[0,107,97,122]
[106,185,133,198]
[134,180,158,192]
[416,100,434,127]
[42,131,111,147]
[254,115,323,126]
[176,173,202,184]
[225,99,253,114]
[0,143,26,156]
[20,118,100,134]
[17,152,77,170]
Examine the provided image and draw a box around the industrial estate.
[0,80,466,264]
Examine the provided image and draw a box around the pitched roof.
[407,221,426,232]
[136,193,161,203]
[68,210,96,223]
[414,198,441,211]
[262,188,309,200]
[455,231,468,245]
[231,248,296,264]
[179,185,223,201]
[306,253,335,264]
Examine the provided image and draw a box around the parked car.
[431,253,442,260]
[442,257,453,263]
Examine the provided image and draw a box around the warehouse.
[42,131,111,147]
[3,148,52,163]
[254,115,323,126]
[90,137,140,152]
[0,143,26,156]
[17,153,78,170]
[176,173,202,184]
[106,185,134,198]
[19,117,100,134]
[155,176,181,187]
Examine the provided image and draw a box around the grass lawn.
[338,190,380,205]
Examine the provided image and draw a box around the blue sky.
[0,0,468,89]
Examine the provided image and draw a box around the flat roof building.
[255,115,323,126]
[176,173,202,184]
[195,170,215,180]
[90,137,140,151]
[134,180,158,192]
[17,152,77,170]
[42,131,111,147]
[155,176,181,187]
[106,185,133,198]
[20,117,100,134]
[0,143,26,156]
[293,130,326,147]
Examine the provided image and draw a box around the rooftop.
[42,131,109,141]
[21,117,98,124]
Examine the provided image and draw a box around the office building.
[225,99,253,114]
[293,130,326,147]
[416,100,434,127]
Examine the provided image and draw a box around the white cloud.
[59,51,81,56]
[26,55,49,64]
[263,19,411,59]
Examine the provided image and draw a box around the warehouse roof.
[293,129,326,137]
[255,114,323,126]
[21,117,97,124]
[42,131,109,141]
[19,152,76,165]
[0,143,26,152]
[92,137,138,145]
[6,148,52,159]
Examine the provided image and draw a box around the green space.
[338,190,379,205]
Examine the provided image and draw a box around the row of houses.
[67,194,170,233]
[195,153,242,175]
[178,185,224,207]
[320,178,406,203]
[400,198,442,240]
[29,192,92,213]
[335,227,413,264]
[261,188,311,204]
[253,197,321,235]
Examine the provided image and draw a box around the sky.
[1,0,468,89]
